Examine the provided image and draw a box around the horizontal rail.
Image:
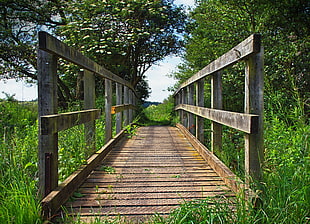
[174,34,261,95]
[40,109,101,135]
[41,129,126,219]
[111,104,137,114]
[175,104,258,134]
[38,31,134,91]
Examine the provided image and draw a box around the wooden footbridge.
[38,32,263,222]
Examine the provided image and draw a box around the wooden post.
[245,47,264,182]
[105,79,112,142]
[123,86,129,126]
[179,91,184,125]
[129,89,133,123]
[183,88,188,127]
[38,49,58,198]
[188,84,195,134]
[211,71,223,152]
[116,83,123,134]
[196,79,204,142]
[84,70,96,152]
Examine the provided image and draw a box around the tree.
[172,0,309,119]
[57,0,187,101]
[0,0,67,80]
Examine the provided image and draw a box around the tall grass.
[0,95,308,223]
[0,101,41,223]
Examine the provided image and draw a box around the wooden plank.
[175,104,258,134]
[38,31,134,90]
[244,47,264,182]
[176,123,244,194]
[111,104,136,114]
[84,70,96,152]
[37,49,58,197]
[62,126,235,221]
[41,129,126,219]
[174,34,261,94]
[105,79,112,142]
[40,109,101,135]
[211,71,223,152]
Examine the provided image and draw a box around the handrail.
[37,31,138,201]
[174,34,264,185]
[39,32,134,91]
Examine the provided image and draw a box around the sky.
[0,0,195,102]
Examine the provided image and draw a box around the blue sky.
[0,0,195,102]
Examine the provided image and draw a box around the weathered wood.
[188,84,195,134]
[129,89,133,123]
[175,104,258,134]
[38,31,134,90]
[176,123,244,194]
[38,49,58,197]
[105,79,112,142]
[41,129,126,219]
[175,34,261,94]
[63,126,235,221]
[111,104,136,114]
[123,86,129,126]
[40,109,101,135]
[244,47,264,182]
[182,88,188,127]
[84,70,96,151]
[211,71,223,152]
[115,83,123,134]
[195,79,204,142]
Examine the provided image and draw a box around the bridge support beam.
[38,49,58,198]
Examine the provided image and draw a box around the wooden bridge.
[38,32,263,222]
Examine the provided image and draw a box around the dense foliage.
[173,0,309,120]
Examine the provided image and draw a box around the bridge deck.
[64,126,235,222]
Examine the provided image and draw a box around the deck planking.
[64,126,234,222]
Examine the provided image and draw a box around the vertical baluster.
[84,70,96,152]
[196,79,204,142]
[211,72,223,153]
[105,79,112,141]
[245,47,264,183]
[116,83,123,134]
[38,49,58,197]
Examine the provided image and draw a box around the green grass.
[139,98,178,126]
[0,97,309,223]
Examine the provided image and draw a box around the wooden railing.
[38,32,137,216]
[174,34,264,185]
